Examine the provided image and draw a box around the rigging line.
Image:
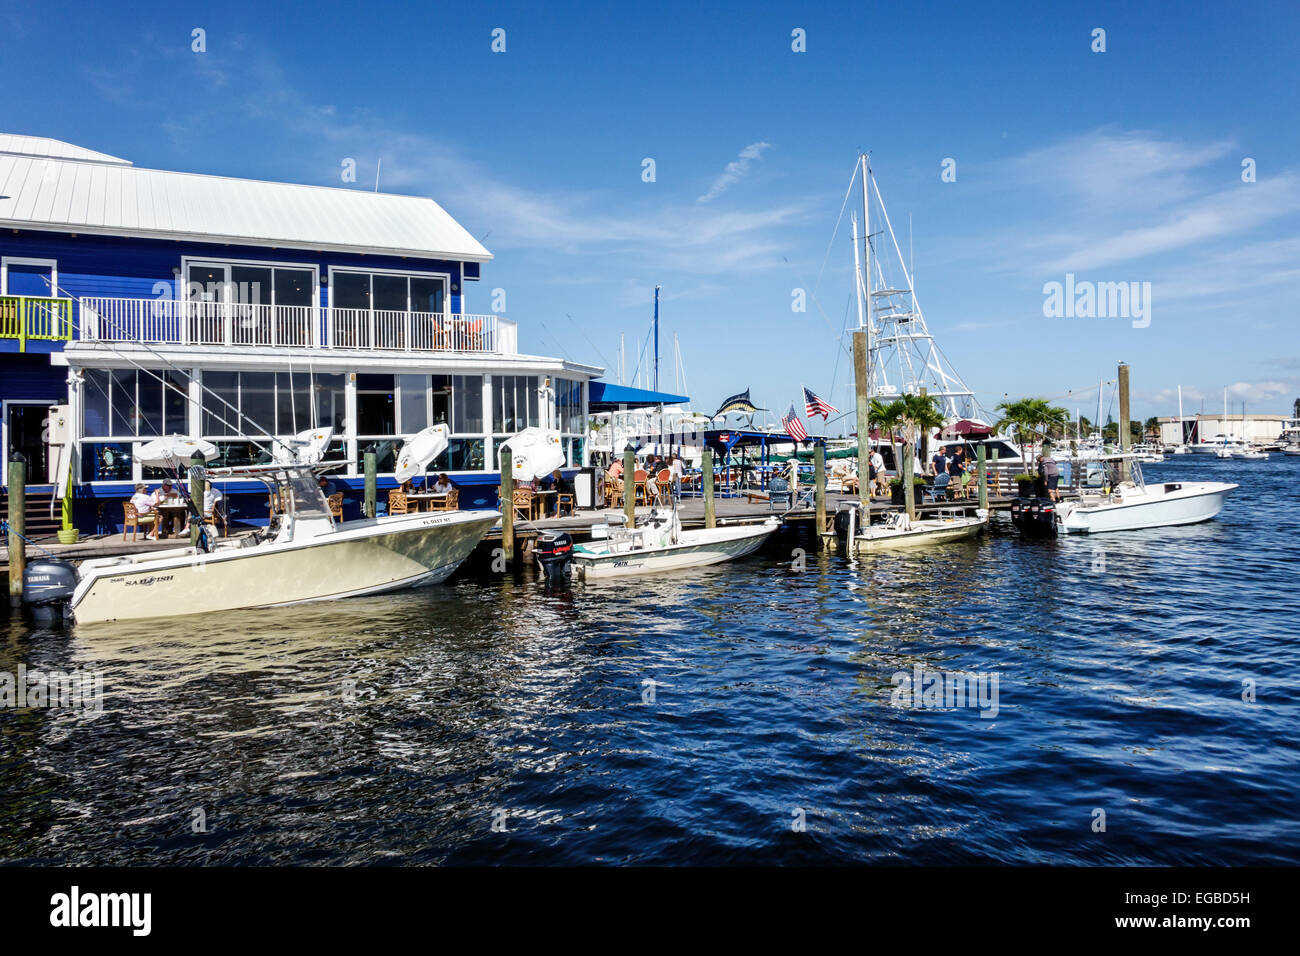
[563,312,612,371]
[49,278,286,456]
[811,158,862,298]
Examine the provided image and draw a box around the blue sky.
[4,0,1299,427]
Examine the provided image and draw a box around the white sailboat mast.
[861,154,872,398]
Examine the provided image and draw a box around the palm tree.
[1143,416,1160,442]
[894,393,944,475]
[995,397,1068,473]
[869,397,903,480]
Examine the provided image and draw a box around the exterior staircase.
[1,486,63,541]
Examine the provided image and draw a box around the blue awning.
[588,381,689,410]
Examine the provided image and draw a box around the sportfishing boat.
[1230,447,1269,460]
[549,510,777,580]
[1054,455,1236,534]
[25,428,501,623]
[823,504,987,553]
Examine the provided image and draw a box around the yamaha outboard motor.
[22,559,79,621]
[832,507,854,540]
[534,531,573,581]
[1010,496,1058,536]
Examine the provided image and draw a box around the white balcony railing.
[76,297,515,354]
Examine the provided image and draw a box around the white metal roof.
[0,135,493,262]
[0,133,132,166]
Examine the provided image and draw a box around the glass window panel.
[429,438,483,472]
[83,369,111,436]
[410,276,445,314]
[358,440,396,472]
[110,369,136,436]
[164,371,190,434]
[230,266,272,306]
[203,370,239,437]
[274,268,313,307]
[137,371,163,437]
[186,264,225,302]
[431,375,452,427]
[453,375,482,434]
[313,373,346,432]
[356,373,392,390]
[239,372,276,438]
[275,372,314,435]
[398,375,428,433]
[332,272,370,310]
[82,441,133,482]
[357,391,395,436]
[373,274,408,312]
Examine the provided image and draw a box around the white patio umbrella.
[394,424,450,483]
[136,436,219,469]
[499,427,565,481]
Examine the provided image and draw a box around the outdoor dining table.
[155,501,191,538]
[405,492,448,512]
[531,489,556,519]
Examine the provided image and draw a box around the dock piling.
[814,443,826,535]
[623,447,636,526]
[7,455,25,608]
[499,448,514,563]
[977,442,988,510]
[1118,362,1131,482]
[364,450,377,519]
[703,447,716,529]
[902,446,917,521]
[189,452,205,549]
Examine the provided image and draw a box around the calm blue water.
[2,456,1297,865]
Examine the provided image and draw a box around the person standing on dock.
[870,447,886,497]
[932,446,949,480]
[669,453,684,501]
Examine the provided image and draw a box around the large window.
[493,375,538,435]
[83,368,189,438]
[331,271,445,313]
[201,371,344,439]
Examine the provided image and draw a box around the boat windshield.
[284,473,333,520]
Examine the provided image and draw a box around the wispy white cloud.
[697,141,772,203]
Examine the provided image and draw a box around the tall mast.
[653,285,660,393]
[1177,384,1184,445]
[851,211,865,331]
[861,154,872,399]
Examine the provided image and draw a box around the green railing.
[0,295,73,351]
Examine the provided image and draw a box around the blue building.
[0,134,602,529]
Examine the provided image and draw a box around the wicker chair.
[633,469,649,506]
[512,487,535,521]
[387,490,409,516]
[327,492,343,520]
[122,501,156,541]
[428,487,459,511]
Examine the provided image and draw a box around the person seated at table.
[150,479,183,536]
[203,485,224,521]
[432,473,453,495]
[607,458,623,480]
[319,476,338,497]
[130,482,158,539]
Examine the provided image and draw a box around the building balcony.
[0,295,73,351]
[74,297,517,355]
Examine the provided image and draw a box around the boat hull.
[70,511,499,624]
[573,522,776,579]
[1057,482,1235,534]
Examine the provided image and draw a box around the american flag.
[804,386,838,420]
[783,405,808,441]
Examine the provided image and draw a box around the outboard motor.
[1010,496,1058,536]
[22,559,79,620]
[832,507,854,540]
[534,531,573,581]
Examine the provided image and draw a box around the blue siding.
[0,352,66,403]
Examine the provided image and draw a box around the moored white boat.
[1054,455,1236,534]
[62,464,499,623]
[569,511,777,579]
[823,506,988,553]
